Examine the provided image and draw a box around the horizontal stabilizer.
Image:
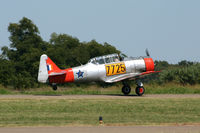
[49,71,66,76]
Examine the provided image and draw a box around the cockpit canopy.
[88,54,120,65]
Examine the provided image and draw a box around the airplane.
[38,50,160,96]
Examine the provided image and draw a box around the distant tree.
[178,60,194,66]
[0,58,15,87]
[47,33,81,68]
[154,60,169,71]
[1,17,48,88]
[86,40,120,58]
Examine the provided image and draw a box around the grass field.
[0,96,200,126]
[1,83,200,95]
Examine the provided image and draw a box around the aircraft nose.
[144,58,154,71]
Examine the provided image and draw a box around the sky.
[0,0,200,63]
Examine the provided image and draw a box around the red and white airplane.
[38,50,159,96]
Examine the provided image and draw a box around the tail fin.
[46,55,61,74]
[38,54,62,83]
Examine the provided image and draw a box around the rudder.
[38,54,62,83]
[38,54,49,83]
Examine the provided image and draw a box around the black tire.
[135,86,145,96]
[122,85,131,95]
[52,85,57,91]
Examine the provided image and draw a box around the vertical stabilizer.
[38,54,48,83]
[46,56,61,74]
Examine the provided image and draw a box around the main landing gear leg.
[135,80,145,96]
[122,81,131,95]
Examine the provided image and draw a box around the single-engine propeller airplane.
[38,50,159,96]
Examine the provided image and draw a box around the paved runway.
[1,126,200,133]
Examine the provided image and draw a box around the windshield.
[88,54,120,65]
[96,57,105,64]
[88,58,96,64]
[105,57,111,63]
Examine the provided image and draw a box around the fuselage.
[38,53,158,96]
[48,57,154,84]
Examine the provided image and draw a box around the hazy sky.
[1,0,200,63]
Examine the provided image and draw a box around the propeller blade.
[145,49,150,57]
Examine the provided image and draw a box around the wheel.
[122,85,131,95]
[135,86,145,96]
[52,84,57,91]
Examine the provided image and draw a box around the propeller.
[145,49,150,57]
[145,48,157,66]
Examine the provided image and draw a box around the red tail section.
[46,57,62,74]
[46,56,74,83]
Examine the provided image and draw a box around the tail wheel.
[122,85,131,95]
[135,86,145,96]
[52,84,57,91]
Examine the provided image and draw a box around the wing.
[105,71,160,83]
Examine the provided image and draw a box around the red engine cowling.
[144,58,154,71]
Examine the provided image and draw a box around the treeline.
[147,60,200,86]
[0,17,119,89]
[0,17,199,89]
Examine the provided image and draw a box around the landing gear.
[122,85,131,95]
[135,86,145,96]
[135,81,145,96]
[121,80,145,96]
[52,83,57,91]
[122,81,131,95]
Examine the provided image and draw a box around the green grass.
[1,83,200,95]
[0,97,200,126]
[145,83,200,94]
[0,88,11,94]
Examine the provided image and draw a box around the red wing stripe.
[140,71,161,75]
